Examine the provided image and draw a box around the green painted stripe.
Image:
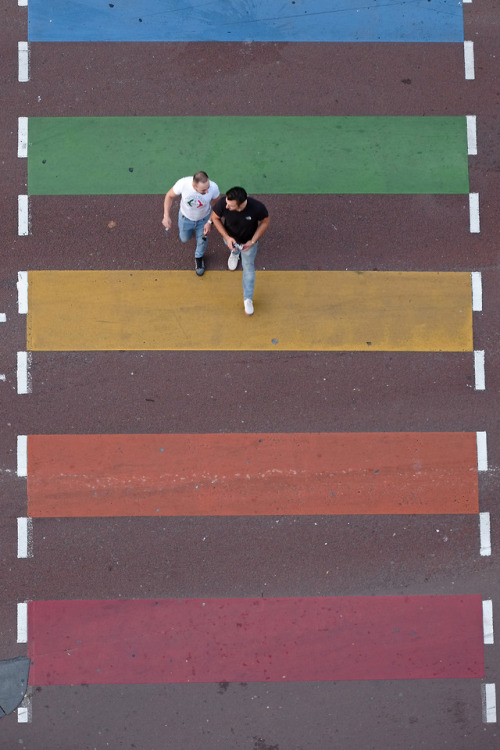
[28,116,469,196]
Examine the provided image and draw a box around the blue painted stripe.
[28,0,464,43]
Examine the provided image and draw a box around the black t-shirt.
[212,196,268,243]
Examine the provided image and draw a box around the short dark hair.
[226,186,247,205]
[193,171,209,184]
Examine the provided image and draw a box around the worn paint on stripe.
[27,596,484,685]
[27,0,464,43]
[482,684,497,723]
[27,116,470,196]
[464,41,475,80]
[476,432,488,472]
[479,512,491,556]
[17,602,28,643]
[18,41,29,82]
[17,517,33,559]
[474,350,485,390]
[26,432,479,518]
[471,271,482,310]
[26,271,474,352]
[469,193,480,233]
[17,351,31,394]
[17,272,28,314]
[18,195,29,236]
[17,435,28,477]
[17,703,30,724]
[18,117,28,158]
[466,115,477,155]
[482,600,494,645]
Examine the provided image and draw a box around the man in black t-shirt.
[211,186,270,316]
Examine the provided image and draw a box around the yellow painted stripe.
[26,271,473,352]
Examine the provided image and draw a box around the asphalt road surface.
[0,1,499,748]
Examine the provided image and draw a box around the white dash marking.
[483,600,494,645]
[17,602,28,643]
[18,0,28,6]
[18,41,29,83]
[482,684,497,723]
[0,375,6,382]
[464,41,475,80]
[463,0,472,3]
[0,313,6,322]
[469,193,480,233]
[17,271,28,314]
[466,115,477,155]
[17,705,30,724]
[17,351,31,394]
[471,271,482,311]
[17,517,33,559]
[474,350,485,390]
[476,431,488,472]
[17,435,28,478]
[480,512,492,556]
[18,195,29,236]
[18,117,28,158]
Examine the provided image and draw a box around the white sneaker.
[244,298,254,315]
[228,252,240,270]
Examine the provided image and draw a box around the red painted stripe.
[27,596,484,685]
[27,432,478,517]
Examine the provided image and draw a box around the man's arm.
[162,187,178,229]
[201,195,221,236]
[210,209,236,247]
[242,216,270,251]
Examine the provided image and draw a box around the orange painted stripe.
[27,433,478,517]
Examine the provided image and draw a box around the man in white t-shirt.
[162,171,220,276]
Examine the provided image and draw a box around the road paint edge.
[17,602,27,643]
[17,517,33,559]
[466,115,477,155]
[476,431,487,472]
[18,116,28,158]
[17,435,27,477]
[480,512,492,557]
[469,193,480,233]
[17,697,31,723]
[474,350,485,390]
[18,195,29,236]
[471,271,482,311]
[18,41,29,82]
[17,271,28,313]
[17,351,31,394]
[482,684,497,723]
[464,41,475,80]
[483,600,494,645]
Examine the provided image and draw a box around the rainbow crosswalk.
[26,270,473,351]
[26,432,479,517]
[27,116,469,195]
[27,596,483,685]
[18,0,489,735]
[27,0,465,43]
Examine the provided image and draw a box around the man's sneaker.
[244,298,254,315]
[195,257,205,276]
[228,252,240,271]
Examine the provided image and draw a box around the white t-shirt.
[173,176,220,221]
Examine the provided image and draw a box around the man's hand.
[241,240,255,252]
[203,221,212,236]
[162,215,172,230]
